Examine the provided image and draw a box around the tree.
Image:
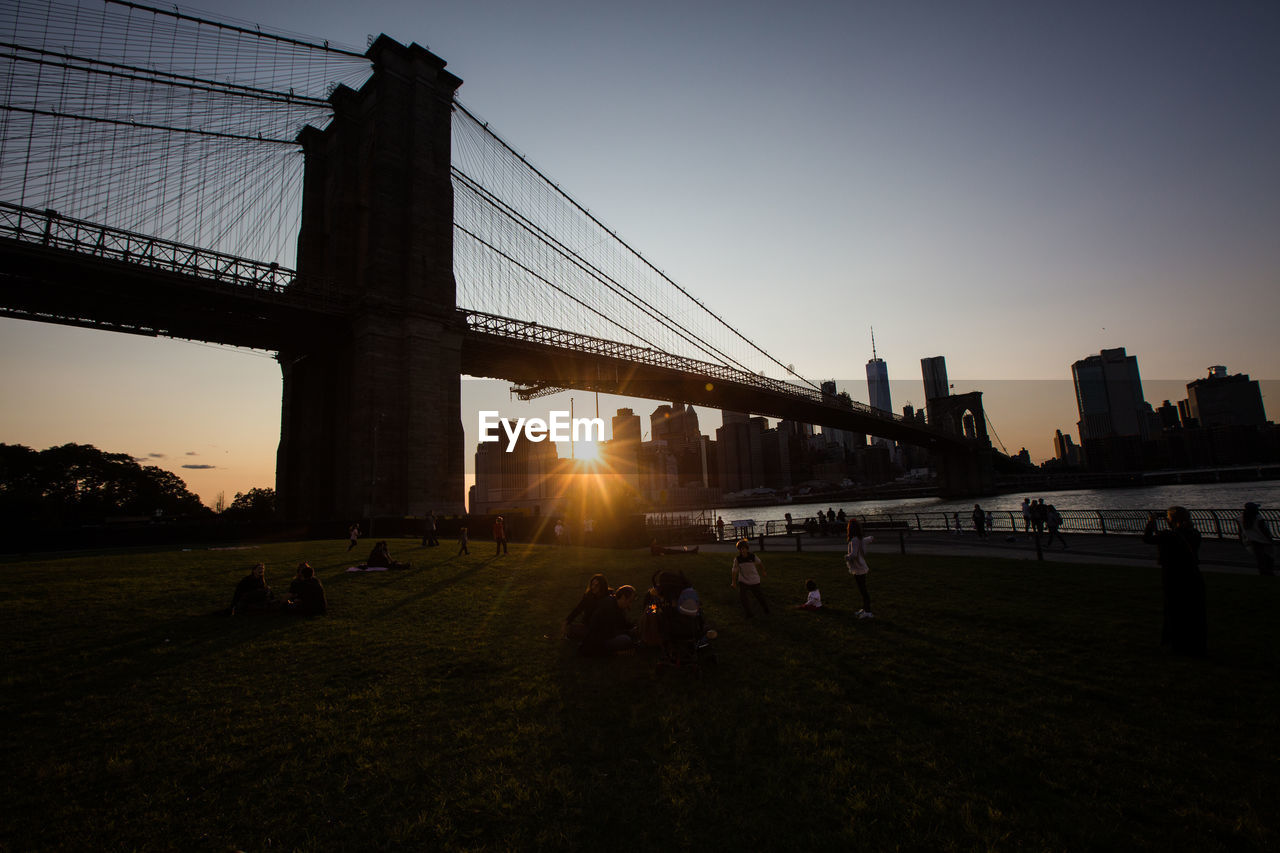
[0,442,211,526]
[221,487,276,521]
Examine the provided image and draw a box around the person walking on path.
[730,538,769,618]
[846,518,875,619]
[1043,504,1067,549]
[1239,502,1275,576]
[971,504,987,538]
[1143,506,1206,656]
[457,526,470,556]
[347,523,361,552]
[493,516,508,556]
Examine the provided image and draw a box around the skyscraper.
[1185,366,1267,428]
[866,329,891,414]
[1071,347,1149,441]
[921,355,949,403]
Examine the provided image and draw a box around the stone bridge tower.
[276,36,465,523]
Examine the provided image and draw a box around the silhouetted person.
[1239,502,1275,576]
[971,504,987,538]
[1021,498,1032,533]
[230,563,272,614]
[580,585,638,656]
[494,516,508,556]
[717,516,726,541]
[458,526,469,556]
[563,573,612,640]
[289,563,327,615]
[422,512,439,547]
[347,523,361,552]
[1143,506,1206,655]
[368,540,410,570]
[1045,504,1067,549]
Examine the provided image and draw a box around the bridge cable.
[452,166,767,379]
[452,99,821,392]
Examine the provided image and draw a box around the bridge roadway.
[0,204,975,451]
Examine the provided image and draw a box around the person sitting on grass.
[796,578,822,611]
[580,584,638,657]
[367,540,411,570]
[287,563,327,616]
[230,563,274,615]
[562,573,612,640]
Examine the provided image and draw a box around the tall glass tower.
[866,328,891,413]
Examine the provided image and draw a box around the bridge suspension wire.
[451,100,821,392]
[0,0,371,267]
[452,165,764,379]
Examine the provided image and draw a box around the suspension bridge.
[0,0,992,522]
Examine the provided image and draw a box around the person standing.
[493,516,508,556]
[730,538,769,618]
[423,511,439,547]
[347,523,361,552]
[846,518,875,619]
[716,516,726,541]
[1045,504,1067,549]
[1021,498,1032,533]
[971,503,987,538]
[1143,506,1206,655]
[1239,502,1275,576]
[457,526,469,556]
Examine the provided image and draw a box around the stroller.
[649,571,717,674]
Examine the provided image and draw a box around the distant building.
[717,411,765,493]
[867,357,891,414]
[1053,429,1082,466]
[1155,400,1182,430]
[1071,347,1152,441]
[921,355,949,405]
[1185,366,1267,428]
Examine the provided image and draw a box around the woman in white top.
[846,519,875,619]
[730,538,770,618]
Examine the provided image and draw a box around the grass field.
[2,538,1277,851]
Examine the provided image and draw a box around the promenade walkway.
[698,531,1262,574]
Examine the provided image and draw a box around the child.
[846,519,875,619]
[730,538,769,618]
[796,579,822,611]
[458,526,469,556]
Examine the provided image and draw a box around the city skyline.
[2,0,1278,506]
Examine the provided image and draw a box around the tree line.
[0,443,275,526]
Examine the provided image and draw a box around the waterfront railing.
[656,508,1278,542]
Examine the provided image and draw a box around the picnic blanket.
[345,565,388,572]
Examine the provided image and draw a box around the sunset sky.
[1,0,1277,506]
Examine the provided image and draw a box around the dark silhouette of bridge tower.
[276,37,465,522]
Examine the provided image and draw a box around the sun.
[574,441,602,462]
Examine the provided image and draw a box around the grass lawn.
[2,538,1277,851]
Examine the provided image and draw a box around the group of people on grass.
[229,562,327,616]
[564,518,880,657]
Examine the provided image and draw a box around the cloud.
[182,464,217,470]
[149,452,166,459]
[186,451,199,456]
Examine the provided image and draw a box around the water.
[704,480,1280,525]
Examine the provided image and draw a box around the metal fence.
[666,508,1279,542]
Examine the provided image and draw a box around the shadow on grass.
[9,607,304,715]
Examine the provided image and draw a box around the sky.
[2,0,1278,506]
